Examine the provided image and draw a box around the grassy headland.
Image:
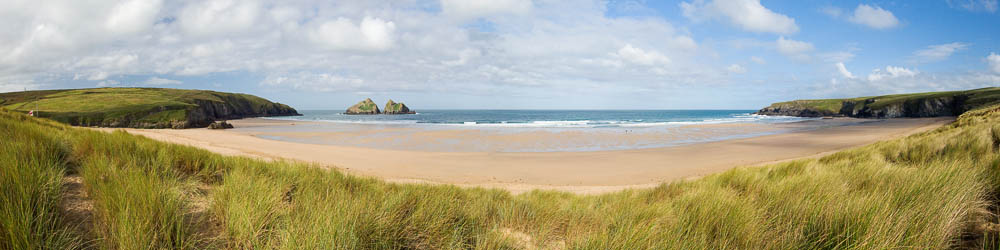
[756,87,1000,118]
[0,88,298,128]
[3,92,1000,248]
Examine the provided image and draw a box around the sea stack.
[383,99,415,114]
[345,98,380,115]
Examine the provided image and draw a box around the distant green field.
[0,88,297,128]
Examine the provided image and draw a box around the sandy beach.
[106,117,953,194]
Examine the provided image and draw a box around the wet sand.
[104,117,953,194]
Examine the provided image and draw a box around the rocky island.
[345,98,415,115]
[383,99,415,114]
[755,87,1000,118]
[345,98,380,115]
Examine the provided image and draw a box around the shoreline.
[101,117,954,194]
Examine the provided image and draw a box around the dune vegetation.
[3,101,1000,249]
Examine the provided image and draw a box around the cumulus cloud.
[141,77,182,85]
[178,0,261,36]
[750,56,766,64]
[0,0,717,98]
[726,64,747,73]
[835,62,855,79]
[308,17,397,52]
[440,0,532,19]
[776,36,814,61]
[867,66,918,81]
[680,0,798,34]
[616,44,670,65]
[947,0,999,13]
[105,0,163,34]
[911,42,969,63]
[849,4,899,29]
[988,53,1000,73]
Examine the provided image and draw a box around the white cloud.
[947,0,999,13]
[179,0,261,36]
[911,42,969,63]
[726,64,746,73]
[105,0,163,34]
[680,0,798,34]
[261,72,365,92]
[849,4,899,29]
[776,36,814,60]
[835,62,855,79]
[867,66,918,81]
[750,56,765,64]
[988,52,1000,73]
[615,44,670,65]
[87,72,110,81]
[440,0,532,19]
[141,77,182,85]
[308,17,397,52]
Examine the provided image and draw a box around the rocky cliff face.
[183,95,300,128]
[755,95,969,118]
[52,92,300,129]
[345,98,380,115]
[383,99,415,114]
[754,103,839,117]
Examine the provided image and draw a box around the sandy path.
[102,117,952,194]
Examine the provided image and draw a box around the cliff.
[383,99,415,114]
[345,98,380,115]
[755,87,1000,118]
[0,88,300,128]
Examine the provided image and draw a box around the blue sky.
[1,0,998,110]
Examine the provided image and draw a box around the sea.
[270,110,807,128]
[249,110,845,152]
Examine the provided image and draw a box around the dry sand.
[104,117,953,194]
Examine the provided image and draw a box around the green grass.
[764,87,1000,115]
[0,112,82,249]
[0,87,297,128]
[4,101,1000,248]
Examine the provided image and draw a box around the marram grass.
[2,104,1000,249]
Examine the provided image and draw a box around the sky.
[1,0,998,110]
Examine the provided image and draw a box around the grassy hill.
[756,87,1000,118]
[0,88,299,128]
[3,93,1000,248]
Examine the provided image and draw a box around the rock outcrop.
[208,121,234,129]
[383,99,415,114]
[182,94,299,128]
[755,102,840,117]
[345,98,380,115]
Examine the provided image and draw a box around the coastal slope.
[755,87,1000,118]
[0,88,299,128]
[4,100,1000,248]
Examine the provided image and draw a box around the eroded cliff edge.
[754,87,1000,118]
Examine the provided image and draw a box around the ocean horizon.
[266,109,812,129]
